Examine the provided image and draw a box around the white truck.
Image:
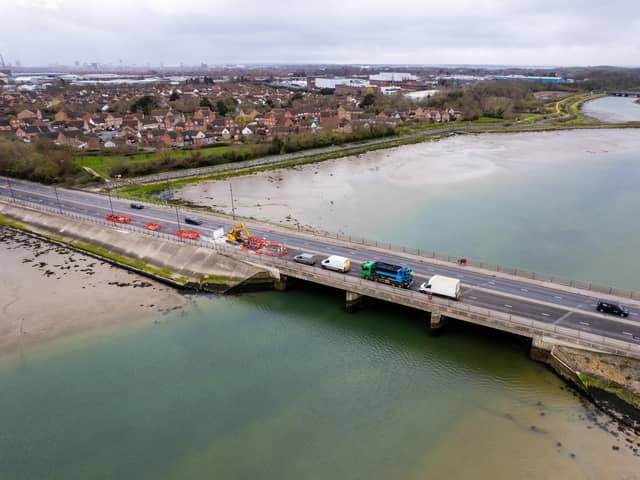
[321,255,351,273]
[419,275,461,300]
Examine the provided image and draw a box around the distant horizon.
[2,0,639,67]
[4,62,639,71]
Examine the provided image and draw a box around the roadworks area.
[0,201,273,293]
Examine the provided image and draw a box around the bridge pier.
[273,274,290,291]
[427,311,448,336]
[345,290,365,313]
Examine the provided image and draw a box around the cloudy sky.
[1,0,639,66]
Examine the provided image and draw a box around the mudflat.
[0,226,190,355]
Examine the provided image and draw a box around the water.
[178,129,640,289]
[582,96,640,122]
[1,292,638,479]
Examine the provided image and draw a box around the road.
[2,177,639,346]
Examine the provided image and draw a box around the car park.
[596,300,629,317]
[184,216,203,225]
[130,202,144,209]
[293,253,317,265]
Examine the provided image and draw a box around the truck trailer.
[360,261,414,288]
[419,275,461,300]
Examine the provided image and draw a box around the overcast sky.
[1,0,639,67]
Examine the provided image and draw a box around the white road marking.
[579,321,590,326]
[631,312,639,316]
[488,280,495,284]
[504,304,513,308]
[521,288,529,292]
[622,331,633,336]
[541,313,550,317]
[469,296,478,300]
[554,295,563,299]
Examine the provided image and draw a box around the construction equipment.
[226,223,251,243]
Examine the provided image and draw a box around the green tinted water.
[2,291,637,479]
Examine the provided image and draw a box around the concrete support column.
[427,311,448,336]
[273,274,289,291]
[345,290,364,313]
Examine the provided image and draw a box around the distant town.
[0,64,579,152]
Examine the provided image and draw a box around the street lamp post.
[53,185,62,214]
[229,182,236,220]
[175,206,181,231]
[107,189,115,216]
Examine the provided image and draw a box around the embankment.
[0,201,273,293]
[532,339,640,432]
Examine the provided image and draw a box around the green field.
[75,145,230,177]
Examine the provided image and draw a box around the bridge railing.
[4,195,640,358]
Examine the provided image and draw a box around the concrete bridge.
[2,177,640,360]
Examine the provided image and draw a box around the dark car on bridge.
[130,202,144,209]
[184,216,203,225]
[596,300,629,317]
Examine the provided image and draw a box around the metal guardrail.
[3,196,640,359]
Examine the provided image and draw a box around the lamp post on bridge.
[53,185,62,214]
[107,188,115,217]
[229,182,236,220]
[174,205,181,231]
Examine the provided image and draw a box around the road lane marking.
[579,321,590,327]
[556,311,573,322]
[469,296,478,300]
[631,312,639,316]
[504,304,513,308]
[541,313,550,317]
[554,295,563,299]
[622,331,633,336]
[521,288,529,292]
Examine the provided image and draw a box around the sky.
[1,0,639,67]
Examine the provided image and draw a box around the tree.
[359,93,376,108]
[130,95,159,115]
[199,96,212,108]
[216,100,229,116]
[169,90,181,102]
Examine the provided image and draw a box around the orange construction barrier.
[105,214,132,223]
[144,222,161,231]
[176,229,200,240]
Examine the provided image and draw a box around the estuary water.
[581,96,640,122]
[2,292,639,479]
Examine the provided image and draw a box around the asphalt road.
[2,177,639,345]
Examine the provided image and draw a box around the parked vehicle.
[294,253,317,265]
[597,300,629,317]
[360,261,414,288]
[184,216,203,225]
[321,255,350,273]
[419,275,461,300]
[130,202,144,209]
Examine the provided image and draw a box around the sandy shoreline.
[0,226,191,356]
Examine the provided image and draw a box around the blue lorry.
[360,261,414,288]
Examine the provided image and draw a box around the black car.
[184,216,203,225]
[130,202,144,209]
[596,300,629,317]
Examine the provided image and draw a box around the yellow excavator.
[226,223,251,243]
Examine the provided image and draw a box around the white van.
[321,255,351,273]
[419,275,461,300]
